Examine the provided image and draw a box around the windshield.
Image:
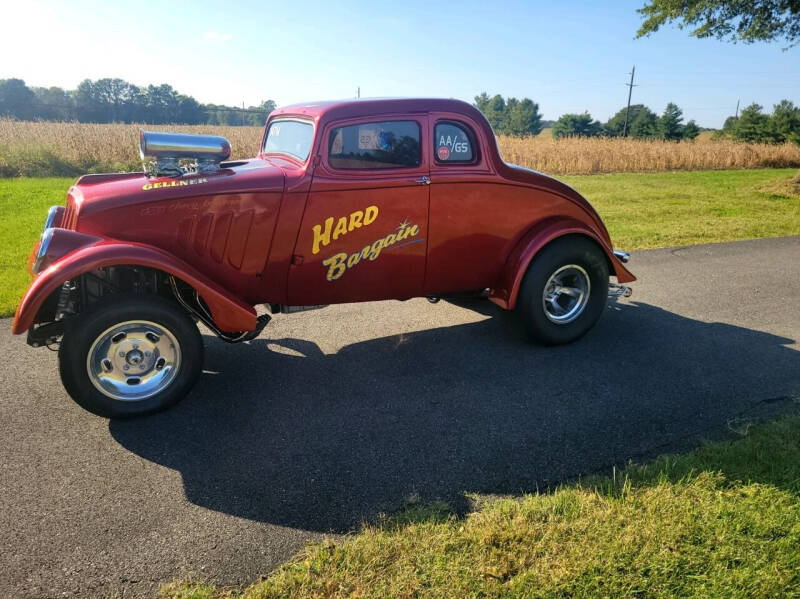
[263,119,314,161]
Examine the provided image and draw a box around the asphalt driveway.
[1,236,799,598]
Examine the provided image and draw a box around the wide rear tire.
[517,236,609,345]
[59,296,203,418]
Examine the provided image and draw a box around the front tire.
[517,236,609,345]
[59,296,203,418]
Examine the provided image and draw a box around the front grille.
[62,194,76,229]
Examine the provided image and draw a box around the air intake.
[140,131,232,177]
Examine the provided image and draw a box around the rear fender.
[13,240,257,335]
[489,217,636,310]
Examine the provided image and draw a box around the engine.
[139,131,232,177]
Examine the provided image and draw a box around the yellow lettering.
[408,225,419,237]
[348,210,364,231]
[368,238,384,261]
[142,178,207,191]
[347,252,361,268]
[332,216,348,240]
[364,205,379,226]
[312,217,334,255]
[384,233,397,247]
[322,253,348,281]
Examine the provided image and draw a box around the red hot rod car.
[14,98,635,417]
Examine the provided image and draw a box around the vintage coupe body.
[14,98,635,417]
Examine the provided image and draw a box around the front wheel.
[59,296,204,418]
[517,237,609,345]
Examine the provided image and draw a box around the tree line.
[3,77,797,145]
[718,101,800,144]
[0,78,275,126]
[475,93,702,140]
[476,93,800,144]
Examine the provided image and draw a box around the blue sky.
[2,0,798,127]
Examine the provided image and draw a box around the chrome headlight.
[32,228,55,274]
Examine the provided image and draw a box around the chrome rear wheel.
[542,264,591,324]
[517,236,609,345]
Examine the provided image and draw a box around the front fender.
[13,240,257,335]
[489,217,636,310]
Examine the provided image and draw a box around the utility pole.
[735,99,740,119]
[622,65,637,137]
[357,86,360,99]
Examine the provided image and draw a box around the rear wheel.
[517,237,609,345]
[59,296,203,418]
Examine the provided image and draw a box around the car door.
[425,113,500,295]
[287,115,430,305]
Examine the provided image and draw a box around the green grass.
[162,414,800,599]
[562,168,800,250]
[0,177,73,317]
[1,169,799,317]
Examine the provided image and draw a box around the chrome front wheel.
[59,296,203,418]
[87,321,182,401]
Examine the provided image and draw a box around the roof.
[269,97,486,125]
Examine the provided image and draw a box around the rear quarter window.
[434,121,475,163]
[328,120,421,169]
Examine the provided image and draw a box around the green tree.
[552,112,602,138]
[766,99,800,143]
[484,94,508,133]
[506,98,543,136]
[0,78,36,119]
[95,78,140,122]
[176,96,205,124]
[731,103,769,142]
[605,104,658,137]
[475,93,543,136]
[636,0,800,45]
[246,100,277,126]
[683,120,701,140]
[630,109,660,138]
[659,102,684,141]
[144,84,180,124]
[32,86,74,120]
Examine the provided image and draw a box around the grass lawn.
[561,168,800,250]
[1,168,799,317]
[163,414,800,598]
[0,178,71,317]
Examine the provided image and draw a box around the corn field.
[2,119,800,177]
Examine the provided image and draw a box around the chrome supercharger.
[139,131,232,177]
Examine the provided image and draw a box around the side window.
[328,120,421,169]
[434,121,474,163]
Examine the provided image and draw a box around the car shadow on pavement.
[109,300,800,533]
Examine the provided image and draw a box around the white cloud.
[203,31,232,42]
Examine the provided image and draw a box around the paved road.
[1,236,799,598]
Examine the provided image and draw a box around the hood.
[67,159,286,227]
